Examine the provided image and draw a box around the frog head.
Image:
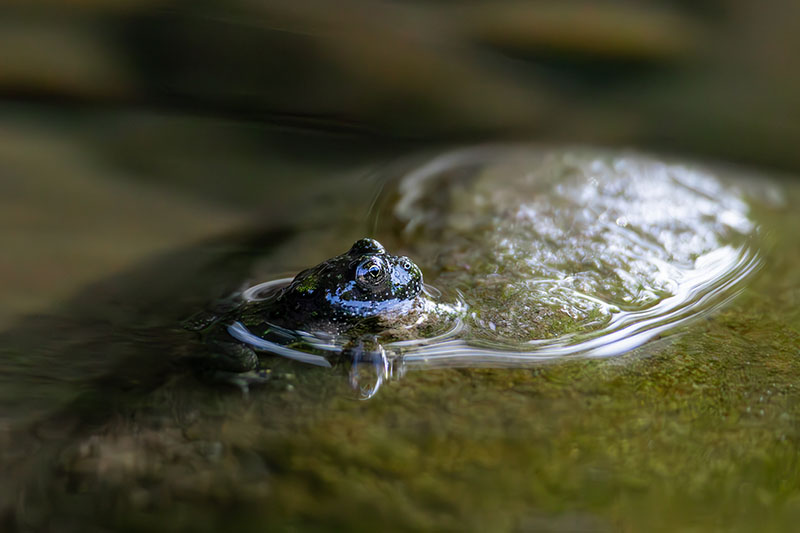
[275,238,424,325]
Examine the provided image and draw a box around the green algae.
[5,151,799,532]
[293,274,319,295]
[48,299,800,532]
[29,180,799,532]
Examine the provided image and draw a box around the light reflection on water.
[398,244,759,362]
[225,146,767,398]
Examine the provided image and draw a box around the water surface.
[373,146,767,365]
[1,120,799,532]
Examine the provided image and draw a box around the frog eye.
[399,257,413,271]
[356,258,387,287]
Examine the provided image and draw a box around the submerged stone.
[374,146,764,361]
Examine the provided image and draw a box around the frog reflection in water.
[193,238,446,394]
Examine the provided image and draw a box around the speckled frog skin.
[190,238,435,391]
[241,238,425,334]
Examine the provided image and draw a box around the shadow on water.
[0,226,300,522]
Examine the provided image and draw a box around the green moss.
[40,182,800,532]
[294,274,318,294]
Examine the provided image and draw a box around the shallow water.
[2,113,800,531]
[224,146,771,399]
[374,147,768,358]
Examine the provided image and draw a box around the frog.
[187,238,457,395]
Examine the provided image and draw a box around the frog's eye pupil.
[357,258,386,287]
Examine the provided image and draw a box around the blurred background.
[1,4,800,530]
[2,0,799,324]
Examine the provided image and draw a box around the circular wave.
[372,146,764,371]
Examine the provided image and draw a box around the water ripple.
[230,146,767,398]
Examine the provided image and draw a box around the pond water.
[1,113,799,532]
[374,147,767,360]
[215,146,771,401]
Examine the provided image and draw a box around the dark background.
[2,0,799,171]
[2,0,799,325]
